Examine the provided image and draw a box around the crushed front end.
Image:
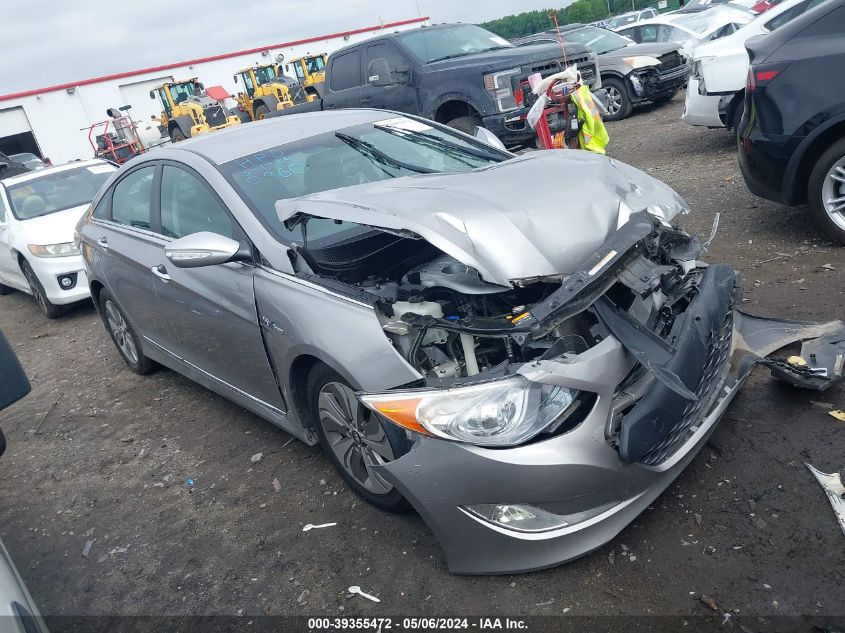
[358,211,845,574]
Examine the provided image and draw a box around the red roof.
[0,17,428,102]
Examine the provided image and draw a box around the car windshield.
[6,163,116,220]
[219,116,508,244]
[607,13,639,28]
[396,25,514,63]
[562,26,632,53]
[254,66,277,84]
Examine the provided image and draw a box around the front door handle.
[151,264,171,282]
[97,237,108,251]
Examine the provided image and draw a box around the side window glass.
[111,166,155,230]
[365,43,406,82]
[160,165,243,241]
[92,195,109,220]
[329,50,362,91]
[641,25,659,42]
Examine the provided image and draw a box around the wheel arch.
[434,99,482,124]
[786,115,845,206]
[286,353,361,430]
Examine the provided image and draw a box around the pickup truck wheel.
[603,77,632,121]
[100,289,157,374]
[308,365,411,513]
[808,137,845,245]
[20,259,67,319]
[446,115,483,135]
[170,127,186,142]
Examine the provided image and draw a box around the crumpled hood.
[276,151,690,287]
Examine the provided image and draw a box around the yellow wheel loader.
[232,61,313,121]
[150,79,241,142]
[286,53,327,98]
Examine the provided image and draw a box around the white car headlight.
[359,376,578,447]
[623,55,661,69]
[27,242,80,258]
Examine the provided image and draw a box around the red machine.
[86,107,145,164]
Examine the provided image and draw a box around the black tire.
[255,103,271,120]
[307,364,411,513]
[20,259,67,319]
[446,115,483,135]
[603,77,633,122]
[729,102,744,133]
[808,137,845,245]
[170,126,186,142]
[0,284,13,296]
[234,109,251,124]
[99,289,157,374]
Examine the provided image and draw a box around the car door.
[89,164,173,343]
[149,163,284,410]
[325,48,364,109]
[0,185,24,290]
[359,41,419,114]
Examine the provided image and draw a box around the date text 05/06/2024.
[307,617,529,631]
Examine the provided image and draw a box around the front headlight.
[359,376,578,447]
[483,68,521,112]
[623,55,661,69]
[27,242,80,258]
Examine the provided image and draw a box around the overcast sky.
[4,0,563,94]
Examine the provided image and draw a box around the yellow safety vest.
[570,85,609,154]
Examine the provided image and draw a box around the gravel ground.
[0,94,843,625]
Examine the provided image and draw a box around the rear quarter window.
[329,50,362,91]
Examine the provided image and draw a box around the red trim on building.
[0,17,428,102]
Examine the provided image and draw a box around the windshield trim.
[5,163,116,221]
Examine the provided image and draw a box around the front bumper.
[682,78,723,127]
[28,254,90,305]
[482,109,567,146]
[629,64,690,104]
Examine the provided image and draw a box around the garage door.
[0,107,33,138]
[119,76,174,124]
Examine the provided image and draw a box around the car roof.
[0,158,112,186]
[630,4,753,32]
[164,109,405,165]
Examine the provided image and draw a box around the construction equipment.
[232,58,313,121]
[286,53,327,97]
[86,106,145,164]
[150,78,241,142]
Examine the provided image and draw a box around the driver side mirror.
[149,90,156,99]
[0,329,31,459]
[165,231,252,269]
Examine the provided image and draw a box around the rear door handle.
[150,264,171,282]
[97,237,108,251]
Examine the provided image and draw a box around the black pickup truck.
[270,23,600,146]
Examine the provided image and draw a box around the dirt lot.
[0,95,843,626]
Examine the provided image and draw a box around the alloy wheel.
[821,156,845,232]
[317,381,396,495]
[605,86,622,116]
[105,300,139,364]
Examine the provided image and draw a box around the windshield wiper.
[334,132,436,174]
[428,46,512,63]
[377,126,508,164]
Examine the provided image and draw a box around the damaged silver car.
[77,110,845,574]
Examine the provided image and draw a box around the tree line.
[480,0,680,39]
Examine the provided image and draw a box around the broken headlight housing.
[359,376,577,447]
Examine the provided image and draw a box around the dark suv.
[737,0,845,243]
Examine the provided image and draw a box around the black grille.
[526,55,594,85]
[203,104,227,127]
[658,51,683,73]
[638,311,734,466]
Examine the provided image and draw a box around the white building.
[0,17,428,164]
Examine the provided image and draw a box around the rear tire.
[0,284,13,296]
[446,115,483,135]
[99,289,157,374]
[170,127,186,142]
[307,364,411,513]
[603,77,633,121]
[20,259,67,319]
[808,137,845,245]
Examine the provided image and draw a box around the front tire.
[99,289,156,374]
[808,137,845,245]
[307,365,411,513]
[20,259,67,319]
[255,104,270,120]
[170,127,186,142]
[603,77,633,121]
[446,115,483,135]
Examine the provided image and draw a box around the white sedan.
[0,159,118,317]
[682,0,828,129]
[616,5,755,54]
